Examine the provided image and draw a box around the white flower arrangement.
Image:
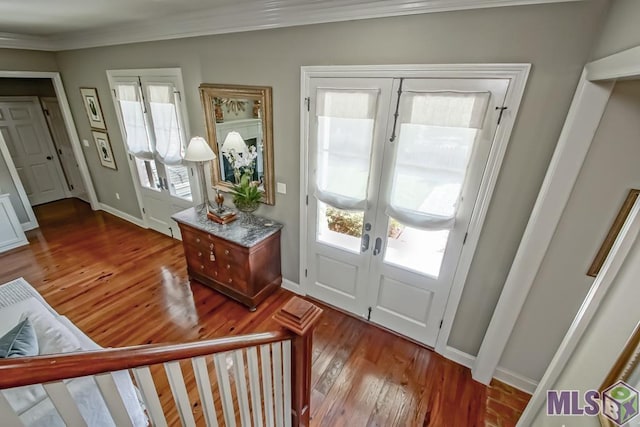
[223,145,258,182]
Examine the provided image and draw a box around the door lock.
[361,234,370,253]
[46,156,53,160]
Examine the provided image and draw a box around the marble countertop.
[172,207,283,248]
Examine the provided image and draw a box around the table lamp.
[185,136,216,213]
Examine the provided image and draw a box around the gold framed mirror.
[199,83,275,205]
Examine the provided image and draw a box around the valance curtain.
[117,84,153,160]
[116,81,185,166]
[148,84,184,166]
[314,88,379,211]
[386,91,491,230]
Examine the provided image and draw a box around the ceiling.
[0,0,583,51]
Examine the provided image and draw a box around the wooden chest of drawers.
[172,208,282,311]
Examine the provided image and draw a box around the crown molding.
[0,32,56,51]
[1,0,583,52]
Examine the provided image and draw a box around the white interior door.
[305,76,509,347]
[41,97,87,200]
[0,98,67,206]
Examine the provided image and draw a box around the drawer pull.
[224,249,229,255]
[228,278,233,283]
[214,271,218,276]
[200,265,204,270]
[198,251,202,257]
[210,252,216,261]
[210,243,214,250]
[226,264,231,269]
[196,238,200,243]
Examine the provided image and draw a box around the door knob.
[373,237,382,256]
[46,156,53,160]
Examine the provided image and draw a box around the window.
[108,69,192,201]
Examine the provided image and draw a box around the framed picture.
[92,131,117,170]
[80,87,106,130]
[588,189,640,277]
[599,321,640,426]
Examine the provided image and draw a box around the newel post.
[273,296,323,427]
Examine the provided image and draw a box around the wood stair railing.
[0,296,322,427]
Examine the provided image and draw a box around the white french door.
[305,75,509,347]
[109,70,196,239]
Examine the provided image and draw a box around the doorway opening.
[0,73,98,231]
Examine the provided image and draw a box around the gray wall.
[0,49,58,72]
[500,80,640,381]
[52,1,609,358]
[591,0,640,60]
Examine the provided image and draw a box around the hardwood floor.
[0,199,530,426]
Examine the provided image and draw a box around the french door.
[305,75,509,346]
[109,70,196,239]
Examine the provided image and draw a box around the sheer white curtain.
[116,83,153,160]
[314,88,379,211]
[386,91,490,230]
[148,84,184,166]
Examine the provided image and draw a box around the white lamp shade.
[185,137,216,161]
[221,131,248,156]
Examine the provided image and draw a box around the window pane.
[167,165,192,201]
[384,218,449,278]
[390,124,477,217]
[317,116,374,203]
[148,84,184,165]
[134,158,160,191]
[316,202,363,253]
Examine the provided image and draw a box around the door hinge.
[174,90,182,102]
[305,195,308,205]
[69,184,74,190]
[304,97,310,112]
[496,106,508,125]
[439,319,443,329]
[463,232,468,244]
[142,207,146,214]
[367,307,372,321]
[112,89,117,98]
[304,269,308,277]
[43,109,50,116]
[169,227,174,238]
[129,154,133,161]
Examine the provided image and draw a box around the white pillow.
[18,305,83,355]
[0,299,44,337]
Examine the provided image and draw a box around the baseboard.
[99,203,147,229]
[282,279,305,295]
[494,366,538,394]
[443,346,476,369]
[21,220,39,231]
